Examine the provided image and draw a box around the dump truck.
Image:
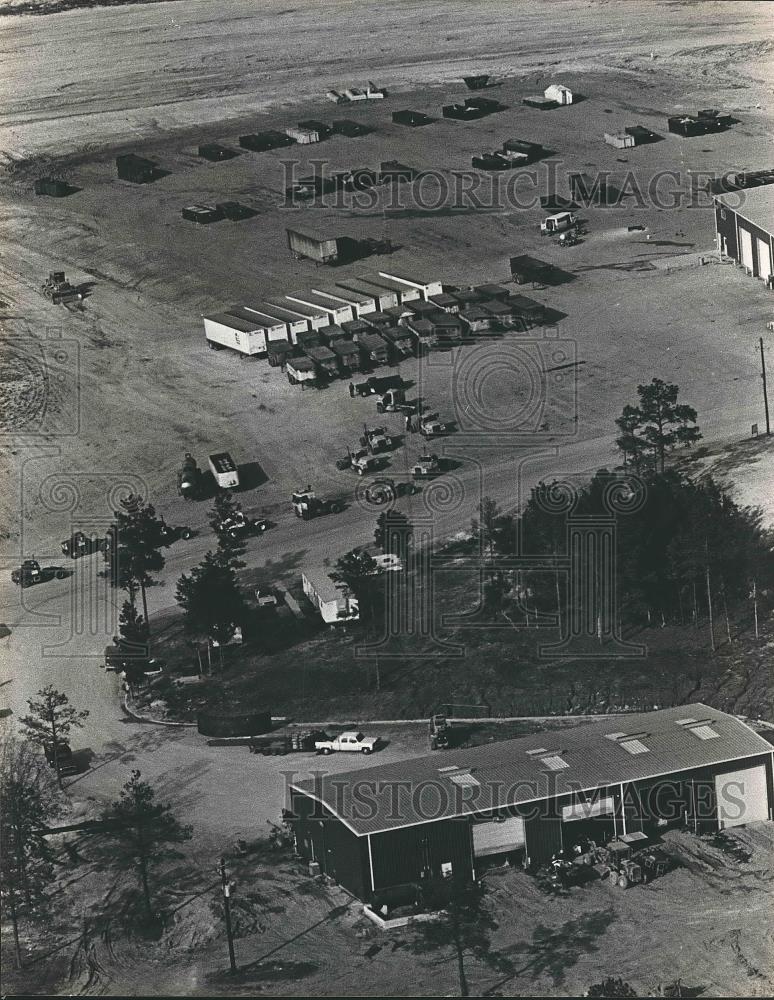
[349,374,402,398]
[335,448,386,476]
[376,387,416,414]
[41,272,82,305]
[315,731,379,754]
[540,211,577,235]
[360,426,393,453]
[214,510,267,540]
[291,488,344,520]
[178,454,203,500]
[209,453,240,490]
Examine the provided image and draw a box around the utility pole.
[760,337,771,436]
[219,857,237,974]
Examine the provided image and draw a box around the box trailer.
[239,130,296,151]
[209,452,240,489]
[311,284,376,317]
[523,95,557,110]
[203,312,277,356]
[227,307,288,346]
[285,125,321,144]
[361,273,421,304]
[377,271,443,300]
[266,297,329,331]
[116,153,158,183]
[475,283,511,301]
[286,228,341,265]
[182,204,223,224]
[286,356,317,387]
[429,293,460,314]
[336,279,397,312]
[253,303,310,344]
[285,291,354,325]
[357,331,389,366]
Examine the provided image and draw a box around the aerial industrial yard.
[1,1,774,997]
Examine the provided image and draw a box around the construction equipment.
[291,487,344,520]
[41,271,83,305]
[359,426,393,453]
[419,413,448,438]
[178,453,203,500]
[157,519,194,545]
[540,211,577,235]
[214,510,267,540]
[429,714,450,750]
[350,374,403,398]
[11,560,66,588]
[412,454,441,479]
[362,478,419,505]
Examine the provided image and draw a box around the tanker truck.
[177,453,203,500]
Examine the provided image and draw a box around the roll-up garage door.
[562,796,615,822]
[739,226,755,272]
[715,764,769,829]
[757,238,772,283]
[472,817,525,857]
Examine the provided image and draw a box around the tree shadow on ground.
[486,907,617,992]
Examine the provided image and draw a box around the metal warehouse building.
[715,185,774,287]
[289,704,773,900]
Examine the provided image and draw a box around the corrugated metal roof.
[290,704,773,836]
[715,185,774,236]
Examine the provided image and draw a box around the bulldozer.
[41,272,83,306]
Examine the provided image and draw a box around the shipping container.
[285,125,321,144]
[266,297,330,332]
[465,96,503,113]
[250,302,309,344]
[377,271,443,300]
[604,132,635,149]
[336,279,398,312]
[182,204,223,224]
[286,356,317,387]
[361,273,420,304]
[285,290,354,325]
[286,228,341,264]
[312,284,376,316]
[474,283,511,301]
[203,312,274,355]
[116,153,159,183]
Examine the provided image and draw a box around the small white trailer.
[209,452,240,489]
[285,290,354,326]
[540,211,577,235]
[376,270,444,300]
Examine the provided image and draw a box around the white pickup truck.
[315,731,379,755]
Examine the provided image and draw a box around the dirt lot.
[4,822,773,997]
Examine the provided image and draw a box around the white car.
[314,731,379,755]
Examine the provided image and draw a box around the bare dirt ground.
[4,822,773,998]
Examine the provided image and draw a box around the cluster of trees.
[2,686,191,968]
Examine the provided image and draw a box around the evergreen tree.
[111,494,166,626]
[615,379,701,473]
[176,551,245,647]
[19,686,89,789]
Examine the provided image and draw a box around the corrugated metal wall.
[369,819,474,891]
[291,792,369,898]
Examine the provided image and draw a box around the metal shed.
[289,704,774,901]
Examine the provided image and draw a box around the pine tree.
[615,379,701,472]
[111,494,166,626]
[19,687,89,789]
[102,770,191,928]
[176,551,245,647]
[208,492,247,568]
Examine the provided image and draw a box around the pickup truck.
[315,731,379,755]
